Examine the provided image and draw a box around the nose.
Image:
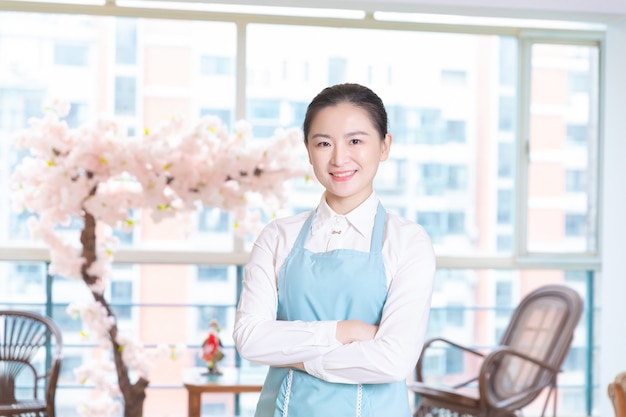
[331,142,348,165]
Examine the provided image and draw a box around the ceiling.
[185,0,626,24]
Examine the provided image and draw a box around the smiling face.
[306,102,392,214]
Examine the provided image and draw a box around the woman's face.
[305,102,391,214]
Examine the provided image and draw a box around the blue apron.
[254,203,411,417]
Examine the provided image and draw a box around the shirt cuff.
[303,322,341,379]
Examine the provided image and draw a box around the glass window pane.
[526,43,599,254]
[422,268,591,415]
[1,13,238,252]
[247,25,519,256]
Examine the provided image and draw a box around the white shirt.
[233,192,436,384]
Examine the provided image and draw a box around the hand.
[336,320,378,344]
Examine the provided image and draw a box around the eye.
[316,141,331,147]
[349,138,361,145]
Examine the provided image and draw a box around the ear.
[305,141,313,164]
[380,133,392,162]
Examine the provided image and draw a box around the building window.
[565,214,587,237]
[447,304,464,327]
[328,56,347,85]
[375,159,406,191]
[418,212,467,242]
[421,163,445,195]
[54,43,89,66]
[498,96,515,132]
[497,189,513,224]
[111,281,133,320]
[198,305,228,332]
[12,263,45,288]
[197,266,228,282]
[566,124,587,145]
[200,55,233,76]
[65,102,88,128]
[498,142,514,178]
[0,89,43,131]
[447,165,467,190]
[247,98,280,137]
[114,76,136,116]
[445,120,466,143]
[498,36,517,87]
[52,304,82,332]
[198,207,230,233]
[568,72,589,93]
[199,108,232,130]
[441,69,467,87]
[445,347,463,374]
[115,17,137,65]
[566,169,587,192]
[496,234,513,252]
[448,212,465,234]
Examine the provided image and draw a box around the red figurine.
[201,318,224,375]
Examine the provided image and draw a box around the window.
[65,102,88,128]
[0,11,602,417]
[527,43,599,254]
[565,214,587,237]
[12,263,45,288]
[498,96,515,132]
[110,280,133,320]
[198,305,228,332]
[497,234,512,252]
[197,266,228,282]
[375,159,406,191]
[497,189,513,224]
[445,120,466,143]
[447,165,467,190]
[499,36,517,87]
[569,72,590,93]
[567,124,588,145]
[198,207,230,233]
[498,142,514,178]
[445,347,463,374]
[199,108,232,129]
[114,76,136,116]
[441,69,467,87]
[115,17,137,65]
[200,55,233,75]
[447,304,464,327]
[54,43,89,66]
[566,169,587,192]
[0,89,43,131]
[328,56,347,85]
[448,212,465,234]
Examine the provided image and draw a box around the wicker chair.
[409,284,583,417]
[0,310,63,417]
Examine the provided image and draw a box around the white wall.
[600,18,626,417]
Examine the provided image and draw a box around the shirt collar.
[311,192,380,238]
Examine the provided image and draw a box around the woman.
[233,83,436,417]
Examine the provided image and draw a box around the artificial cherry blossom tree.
[10,101,309,417]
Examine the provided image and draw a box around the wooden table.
[183,366,266,417]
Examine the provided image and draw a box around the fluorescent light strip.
[374,11,606,31]
[116,0,365,19]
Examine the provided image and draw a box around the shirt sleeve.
[303,224,436,384]
[233,221,342,366]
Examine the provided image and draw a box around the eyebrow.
[310,131,370,140]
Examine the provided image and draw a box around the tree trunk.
[123,383,147,417]
[80,204,149,417]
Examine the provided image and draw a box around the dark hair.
[302,83,388,144]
